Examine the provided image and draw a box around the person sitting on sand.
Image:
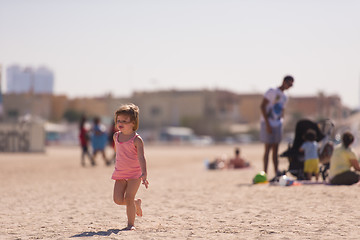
[329,131,360,185]
[228,147,250,169]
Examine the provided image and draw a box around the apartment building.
[6,65,54,94]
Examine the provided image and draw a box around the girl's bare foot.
[123,225,136,231]
[135,199,143,217]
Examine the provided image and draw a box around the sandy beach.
[1,143,360,240]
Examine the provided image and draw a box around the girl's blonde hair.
[114,103,140,131]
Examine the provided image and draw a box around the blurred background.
[1,0,360,152]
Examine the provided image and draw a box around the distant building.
[6,65,54,94]
[0,89,351,139]
[33,67,54,94]
[131,89,243,135]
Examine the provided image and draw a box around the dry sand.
[1,143,360,240]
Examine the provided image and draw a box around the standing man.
[260,75,294,177]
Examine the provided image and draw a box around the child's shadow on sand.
[70,228,131,237]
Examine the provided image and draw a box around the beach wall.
[0,122,45,152]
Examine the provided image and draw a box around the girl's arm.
[134,136,149,188]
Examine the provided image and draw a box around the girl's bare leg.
[113,180,127,205]
[125,179,141,228]
[135,199,142,217]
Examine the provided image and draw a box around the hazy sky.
[1,0,360,108]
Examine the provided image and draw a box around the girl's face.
[115,114,134,133]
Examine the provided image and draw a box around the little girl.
[112,103,149,230]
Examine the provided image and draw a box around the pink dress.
[111,132,142,180]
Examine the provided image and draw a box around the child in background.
[91,117,111,166]
[299,129,319,181]
[112,103,149,230]
[79,115,95,166]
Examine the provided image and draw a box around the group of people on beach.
[77,75,359,231]
[79,115,116,167]
[260,75,360,186]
